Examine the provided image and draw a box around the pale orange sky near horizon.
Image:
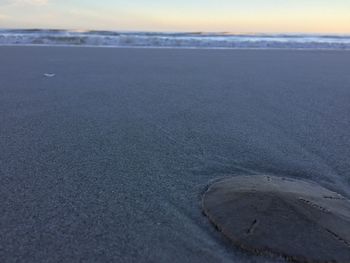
[0,0,349,34]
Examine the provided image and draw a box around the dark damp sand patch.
[202,176,350,262]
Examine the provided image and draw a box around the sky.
[0,0,349,33]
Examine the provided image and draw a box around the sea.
[1,29,350,50]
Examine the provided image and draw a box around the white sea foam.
[1,29,350,50]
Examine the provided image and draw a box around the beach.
[1,46,350,262]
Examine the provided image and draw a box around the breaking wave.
[1,29,350,50]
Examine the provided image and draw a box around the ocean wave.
[0,29,350,49]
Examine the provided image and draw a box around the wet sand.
[1,47,350,262]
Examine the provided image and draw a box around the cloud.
[18,0,48,4]
[0,0,48,6]
[0,13,8,19]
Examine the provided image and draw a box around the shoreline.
[2,43,350,52]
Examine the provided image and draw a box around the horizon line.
[1,27,350,36]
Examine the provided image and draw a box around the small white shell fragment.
[44,73,56,78]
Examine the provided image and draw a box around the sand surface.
[1,47,350,262]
